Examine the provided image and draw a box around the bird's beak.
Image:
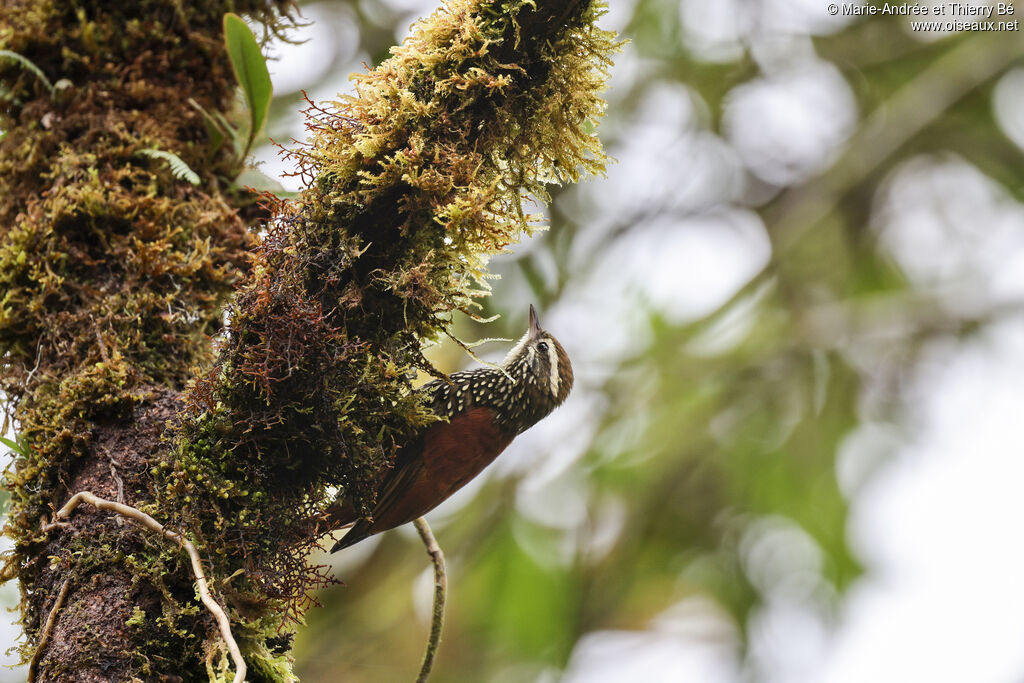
[528,304,541,339]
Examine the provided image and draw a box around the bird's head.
[501,305,574,407]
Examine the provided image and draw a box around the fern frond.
[139,148,201,185]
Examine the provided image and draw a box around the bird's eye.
[537,342,549,352]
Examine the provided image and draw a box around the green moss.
[2,0,618,679]
[126,605,146,628]
[164,0,618,593]
[0,0,289,677]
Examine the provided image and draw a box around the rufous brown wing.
[331,407,513,550]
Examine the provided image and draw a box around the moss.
[2,0,619,679]
[155,3,620,672]
[0,0,278,550]
[126,605,146,628]
[0,0,289,678]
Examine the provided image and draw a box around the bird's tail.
[330,519,372,553]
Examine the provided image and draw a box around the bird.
[330,304,573,552]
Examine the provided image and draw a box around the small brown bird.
[330,305,573,551]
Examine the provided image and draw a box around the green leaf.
[223,13,273,159]
[0,49,54,94]
[138,148,201,185]
[188,97,227,157]
[214,110,246,158]
[0,435,27,457]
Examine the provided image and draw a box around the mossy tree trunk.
[0,1,616,680]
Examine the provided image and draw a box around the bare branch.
[413,517,447,683]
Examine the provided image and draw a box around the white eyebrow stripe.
[502,331,531,367]
[547,341,559,397]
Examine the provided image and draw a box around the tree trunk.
[0,1,615,679]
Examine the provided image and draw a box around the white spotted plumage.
[421,315,572,434]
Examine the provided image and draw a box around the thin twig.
[413,517,446,683]
[24,335,44,386]
[93,327,110,365]
[102,447,126,518]
[27,575,72,682]
[41,491,247,683]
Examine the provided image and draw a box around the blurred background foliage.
[6,0,1024,681]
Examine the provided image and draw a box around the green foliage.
[138,148,202,185]
[462,517,580,662]
[224,12,274,158]
[189,96,236,159]
[0,434,28,457]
